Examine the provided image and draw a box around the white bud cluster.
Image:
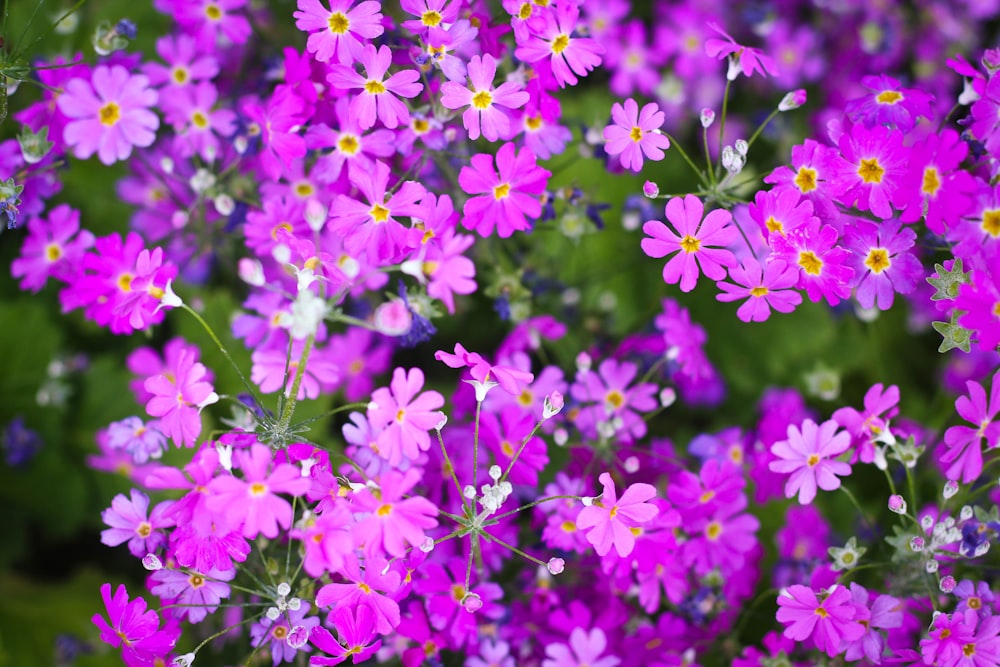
[265,582,302,621]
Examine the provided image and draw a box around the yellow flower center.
[271,221,292,239]
[99,102,121,126]
[136,522,152,538]
[472,90,493,110]
[412,118,430,133]
[328,12,350,34]
[765,216,784,235]
[864,248,891,274]
[189,574,205,588]
[364,79,386,95]
[525,114,543,131]
[921,167,941,196]
[629,126,643,142]
[551,34,570,54]
[561,520,576,532]
[982,210,1000,237]
[699,490,715,503]
[371,203,390,223]
[45,244,62,262]
[807,453,820,467]
[794,167,817,193]
[876,90,903,104]
[518,2,532,19]
[451,584,466,601]
[192,111,209,129]
[705,521,722,540]
[205,3,222,20]
[501,440,514,456]
[172,68,189,84]
[422,10,442,26]
[857,158,885,184]
[815,606,829,618]
[376,504,392,516]
[295,182,314,197]
[338,134,360,155]
[494,183,511,200]
[118,273,133,292]
[250,482,267,496]
[680,235,701,253]
[750,286,769,297]
[798,251,823,275]
[605,389,625,409]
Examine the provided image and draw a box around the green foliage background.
[0,1,956,665]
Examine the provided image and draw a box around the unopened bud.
[659,387,677,408]
[461,593,482,612]
[943,480,959,500]
[172,653,195,667]
[888,494,907,514]
[305,199,327,232]
[700,108,715,128]
[238,258,265,286]
[547,557,565,575]
[420,536,435,553]
[543,391,564,419]
[435,414,448,431]
[940,575,957,593]
[779,89,807,112]
[213,194,235,216]
[142,553,163,571]
[909,536,925,552]
[643,181,659,198]
[286,626,309,649]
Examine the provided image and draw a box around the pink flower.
[641,194,738,292]
[832,383,900,464]
[11,204,94,292]
[435,342,534,397]
[570,358,658,442]
[458,142,551,238]
[514,3,604,88]
[206,443,311,539]
[776,585,865,658]
[941,369,1000,484]
[715,257,802,323]
[57,65,159,165]
[100,489,174,558]
[769,419,852,504]
[327,44,423,130]
[92,583,179,667]
[367,367,445,467]
[149,566,233,624]
[704,22,777,80]
[294,0,384,64]
[769,222,855,306]
[542,627,620,667]
[241,85,312,181]
[441,54,529,141]
[603,98,671,172]
[310,605,382,666]
[144,346,219,447]
[832,123,908,220]
[576,472,659,557]
[352,469,439,557]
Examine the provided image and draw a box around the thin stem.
[277,333,315,432]
[189,612,261,657]
[746,108,780,149]
[489,494,582,523]
[181,304,265,410]
[471,399,482,512]
[499,418,545,485]
[717,77,732,165]
[840,485,875,529]
[703,125,717,188]
[435,428,466,502]
[480,529,547,568]
[289,402,369,429]
[663,132,708,187]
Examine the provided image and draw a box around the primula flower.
[435,343,534,398]
[832,123,907,220]
[602,98,671,172]
[715,257,802,323]
[542,627,620,667]
[316,558,402,635]
[101,489,174,558]
[641,194,738,293]
[682,500,760,576]
[843,217,922,310]
[206,443,312,539]
[458,142,551,238]
[143,34,219,89]
[170,0,252,47]
[57,65,159,165]
[310,605,382,665]
[144,347,219,448]
[776,584,865,658]
[570,358,658,442]
[832,383,899,464]
[367,367,445,467]
[149,566,233,623]
[956,264,1000,352]
[92,583,179,667]
[105,417,168,464]
[748,188,818,241]
[769,222,854,306]
[704,22,777,80]
[352,469,439,558]
[294,0,384,64]
[941,369,1000,484]
[576,472,658,557]
[249,601,320,666]
[769,418,852,504]
[440,54,529,142]
[844,74,934,132]
[11,204,94,292]
[327,44,422,130]
[241,85,312,181]
[514,2,605,88]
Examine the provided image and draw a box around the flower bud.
[779,89,807,112]
[142,553,163,571]
[643,181,659,198]
[547,557,565,575]
[943,480,959,500]
[700,108,715,128]
[461,593,482,612]
[373,299,412,336]
[940,576,957,593]
[286,626,309,649]
[172,653,195,667]
[909,536,925,552]
[543,391,564,420]
[305,199,327,232]
[888,494,907,514]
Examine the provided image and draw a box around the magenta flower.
[144,346,219,447]
[832,383,900,464]
[704,22,777,80]
[11,204,94,292]
[435,342,534,397]
[769,418,852,504]
[514,3,605,88]
[440,54,529,141]
[327,44,423,130]
[641,194,738,292]
[576,472,659,557]
[682,501,760,576]
[57,65,159,166]
[748,188,818,241]
[367,367,445,467]
[101,489,174,558]
[843,218,921,310]
[162,81,236,161]
[956,264,1000,353]
[315,558,402,634]
[603,98,671,172]
[171,0,252,47]
[715,257,802,323]
[776,585,865,658]
[542,627,620,667]
[294,0,384,64]
[92,583,179,667]
[206,443,311,539]
[249,601,320,666]
[241,85,312,181]
[941,369,1000,484]
[458,142,551,238]
[143,34,219,88]
[845,74,934,132]
[769,222,855,306]
[352,469,439,558]
[832,123,908,220]
[310,605,382,665]
[570,358,658,442]
[149,566,233,623]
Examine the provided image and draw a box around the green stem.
[436,428,466,502]
[746,108,780,149]
[663,132,708,187]
[471,399,482,512]
[488,494,582,523]
[480,529,547,568]
[499,418,545,485]
[277,333,315,432]
[703,126,717,188]
[717,77,732,166]
[181,304,265,410]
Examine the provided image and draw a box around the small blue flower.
[2,416,42,467]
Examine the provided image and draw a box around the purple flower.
[769,419,852,504]
[249,602,320,666]
[542,627,620,667]
[309,605,382,665]
[641,194,738,293]
[440,54,529,141]
[704,22,777,80]
[776,584,864,658]
[327,44,422,130]
[458,142,551,238]
[101,489,174,558]
[514,3,604,88]
[92,583,179,667]
[941,369,1000,484]
[57,65,159,165]
[149,566,234,623]
[602,98,671,172]
[715,257,802,323]
[843,218,921,310]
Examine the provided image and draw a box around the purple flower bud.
[940,575,957,593]
[461,593,483,613]
[888,494,907,514]
[643,181,659,198]
[779,89,807,112]
[547,558,565,575]
[700,108,715,128]
[543,391,564,419]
